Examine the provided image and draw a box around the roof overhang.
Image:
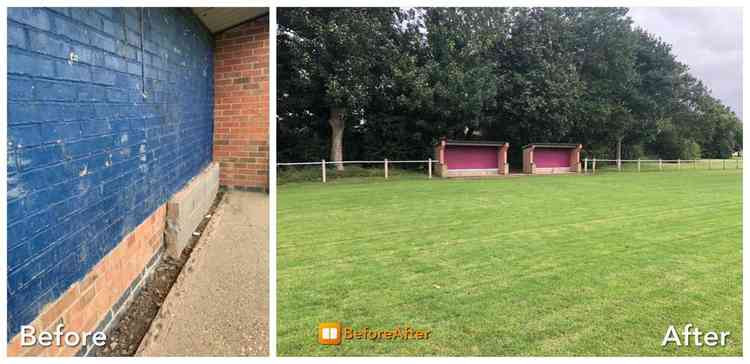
[523,143,581,149]
[442,139,509,147]
[192,7,268,34]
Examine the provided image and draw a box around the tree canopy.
[277,7,742,165]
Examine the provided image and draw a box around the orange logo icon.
[318,322,342,345]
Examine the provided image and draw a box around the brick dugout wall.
[7,7,214,355]
[213,16,269,191]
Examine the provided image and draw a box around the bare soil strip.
[91,191,225,357]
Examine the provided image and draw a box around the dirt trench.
[90,191,225,357]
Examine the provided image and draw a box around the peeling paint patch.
[68,52,79,64]
[78,244,88,263]
[18,156,31,169]
[8,177,26,200]
[78,177,90,192]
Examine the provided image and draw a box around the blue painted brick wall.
[7,7,214,339]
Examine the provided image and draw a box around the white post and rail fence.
[277,159,438,183]
[278,157,741,183]
[583,158,742,174]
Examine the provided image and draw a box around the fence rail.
[584,158,742,174]
[278,159,438,183]
[278,157,742,183]
[277,160,438,166]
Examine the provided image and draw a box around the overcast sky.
[627,7,742,120]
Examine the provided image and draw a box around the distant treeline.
[277,8,742,166]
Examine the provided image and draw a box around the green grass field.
[277,170,742,356]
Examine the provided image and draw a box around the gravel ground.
[92,256,180,357]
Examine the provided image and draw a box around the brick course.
[212,16,269,191]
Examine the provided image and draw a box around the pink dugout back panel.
[444,145,498,169]
[533,148,571,167]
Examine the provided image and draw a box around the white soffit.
[192,7,268,34]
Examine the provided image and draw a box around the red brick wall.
[213,16,269,191]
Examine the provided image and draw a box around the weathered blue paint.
[7,7,214,339]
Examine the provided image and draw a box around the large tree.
[277,7,742,165]
[488,8,584,161]
[278,8,403,170]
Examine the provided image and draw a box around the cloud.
[628,7,742,119]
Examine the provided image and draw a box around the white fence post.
[384,158,389,179]
[428,158,432,179]
[322,159,326,183]
[584,158,588,174]
[659,159,663,171]
[637,158,641,172]
[677,159,681,170]
[593,158,596,174]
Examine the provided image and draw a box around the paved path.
[138,191,269,356]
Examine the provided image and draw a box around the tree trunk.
[329,108,345,171]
